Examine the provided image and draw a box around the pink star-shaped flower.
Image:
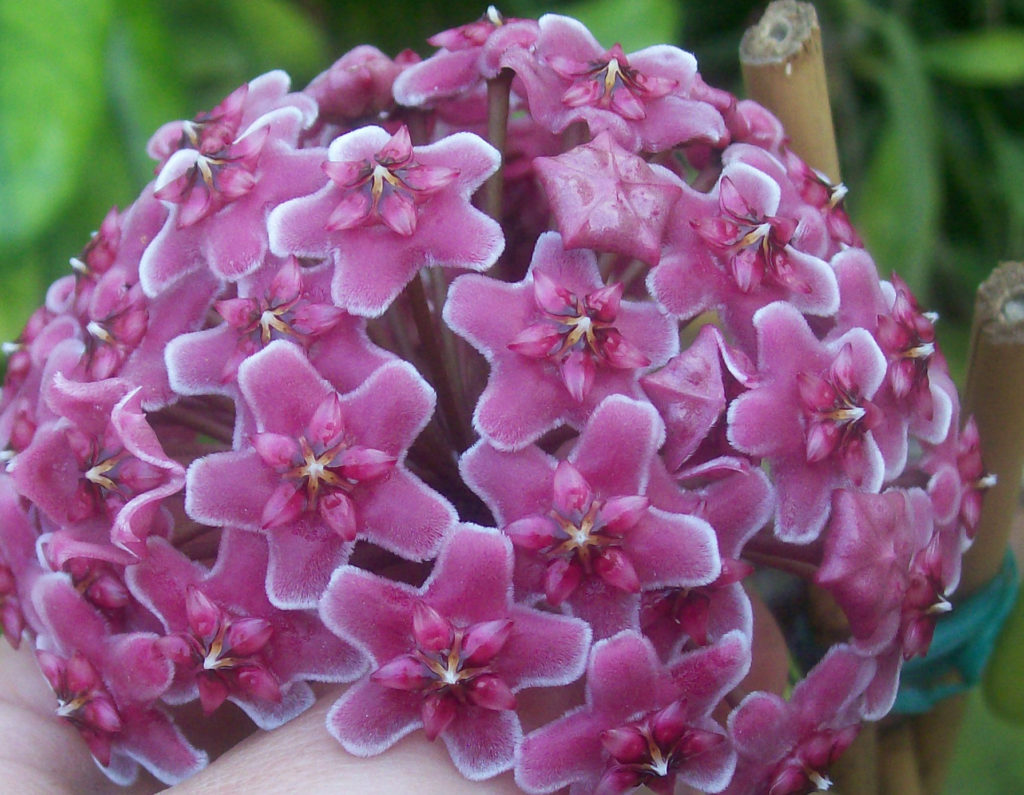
[140,72,325,293]
[815,488,939,655]
[0,475,44,648]
[127,531,363,729]
[830,248,951,473]
[303,45,415,145]
[393,7,539,106]
[165,255,393,431]
[185,342,456,608]
[650,159,839,347]
[501,14,726,152]
[641,453,772,656]
[922,409,995,544]
[516,629,748,794]
[320,525,591,780]
[30,573,206,785]
[268,125,504,316]
[12,376,184,553]
[726,646,873,795]
[727,302,892,542]
[461,395,720,638]
[445,231,677,450]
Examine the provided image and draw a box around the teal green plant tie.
[893,551,1020,714]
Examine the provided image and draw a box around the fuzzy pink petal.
[264,516,349,608]
[327,678,422,756]
[569,395,663,496]
[442,708,521,780]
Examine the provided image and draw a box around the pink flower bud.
[412,602,453,653]
[372,655,432,691]
[421,692,457,741]
[461,618,513,666]
[319,491,357,540]
[552,460,592,514]
[237,665,282,703]
[252,432,299,469]
[198,673,231,714]
[600,726,648,763]
[599,495,648,533]
[225,617,274,657]
[185,587,222,639]
[505,515,558,551]
[593,548,640,593]
[466,674,516,711]
[339,446,395,481]
[309,394,346,447]
[544,558,582,605]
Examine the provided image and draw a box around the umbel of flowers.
[0,8,988,793]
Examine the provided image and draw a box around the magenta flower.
[30,574,206,785]
[185,342,456,608]
[726,646,874,795]
[446,232,677,449]
[516,629,748,794]
[127,531,363,728]
[268,124,504,316]
[0,475,44,648]
[165,255,392,418]
[303,46,415,144]
[815,488,940,656]
[727,302,893,542]
[141,72,325,293]
[12,376,184,552]
[320,525,591,780]
[831,248,953,462]
[462,395,720,638]
[923,412,995,542]
[650,157,839,342]
[393,7,539,106]
[502,14,727,152]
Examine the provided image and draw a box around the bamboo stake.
[832,722,879,793]
[908,262,1024,793]
[960,262,1024,593]
[739,0,841,183]
[878,723,925,795]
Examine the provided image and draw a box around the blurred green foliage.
[1,0,1023,790]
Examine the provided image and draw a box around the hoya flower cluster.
[0,9,987,793]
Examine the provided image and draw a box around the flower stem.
[405,272,473,451]
[152,400,234,446]
[741,549,819,581]
[483,68,513,224]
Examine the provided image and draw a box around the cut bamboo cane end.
[739,0,819,65]
[971,261,1024,344]
[961,261,1024,595]
[739,1,841,184]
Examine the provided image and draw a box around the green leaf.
[924,29,1024,86]
[106,1,190,181]
[845,4,940,299]
[0,0,114,245]
[221,0,329,84]
[0,250,47,345]
[984,588,1024,723]
[562,0,682,52]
